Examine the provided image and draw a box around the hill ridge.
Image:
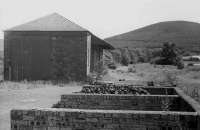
[105,21,200,49]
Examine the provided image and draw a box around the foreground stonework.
[11,108,199,130]
[11,87,200,130]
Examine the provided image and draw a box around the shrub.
[163,71,178,87]
[154,58,168,65]
[128,67,136,73]
[107,62,117,70]
[176,58,184,69]
[128,64,136,73]
[177,61,184,69]
[187,63,194,66]
[86,73,96,85]
[121,55,129,66]
[88,60,108,84]
[138,56,145,63]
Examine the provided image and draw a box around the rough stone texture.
[143,87,177,95]
[11,108,199,130]
[53,94,195,112]
[10,87,200,130]
[4,31,110,81]
[4,31,88,81]
[81,85,177,95]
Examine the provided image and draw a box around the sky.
[1,0,200,39]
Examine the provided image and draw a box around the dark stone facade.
[4,31,104,81]
[53,94,195,112]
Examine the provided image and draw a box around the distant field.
[104,63,200,103]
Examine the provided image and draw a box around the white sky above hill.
[0,0,200,39]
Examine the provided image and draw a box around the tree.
[161,42,178,65]
[155,42,184,69]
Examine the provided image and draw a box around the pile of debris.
[80,83,150,95]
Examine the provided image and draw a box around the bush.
[89,60,108,83]
[107,62,117,70]
[177,62,184,69]
[188,63,194,66]
[138,56,145,63]
[128,67,136,73]
[86,73,96,84]
[154,58,169,65]
[128,64,136,73]
[177,60,184,69]
[163,71,178,86]
[121,55,129,66]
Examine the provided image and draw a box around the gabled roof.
[92,35,114,49]
[5,13,114,49]
[5,13,87,31]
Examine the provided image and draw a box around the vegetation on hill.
[105,21,200,54]
[153,42,184,69]
[104,42,185,70]
[104,47,161,66]
[104,21,200,66]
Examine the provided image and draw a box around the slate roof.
[5,13,114,49]
[5,13,87,31]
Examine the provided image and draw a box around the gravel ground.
[0,84,82,130]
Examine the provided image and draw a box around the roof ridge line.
[56,13,87,31]
[5,13,88,31]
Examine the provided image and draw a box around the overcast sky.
[1,0,200,39]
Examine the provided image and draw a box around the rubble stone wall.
[81,85,177,95]
[11,109,199,130]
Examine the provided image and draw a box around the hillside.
[105,21,200,51]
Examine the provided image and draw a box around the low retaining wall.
[11,108,199,130]
[143,87,177,95]
[11,87,200,130]
[53,94,194,112]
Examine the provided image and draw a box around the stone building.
[4,13,113,81]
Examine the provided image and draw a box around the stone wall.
[81,85,177,95]
[143,87,177,95]
[4,31,88,81]
[10,87,200,130]
[53,94,194,112]
[11,108,199,130]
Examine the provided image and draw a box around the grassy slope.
[105,21,200,50]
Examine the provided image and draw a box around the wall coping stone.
[62,93,179,97]
[11,108,198,116]
[175,87,200,114]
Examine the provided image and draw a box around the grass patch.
[0,80,83,90]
